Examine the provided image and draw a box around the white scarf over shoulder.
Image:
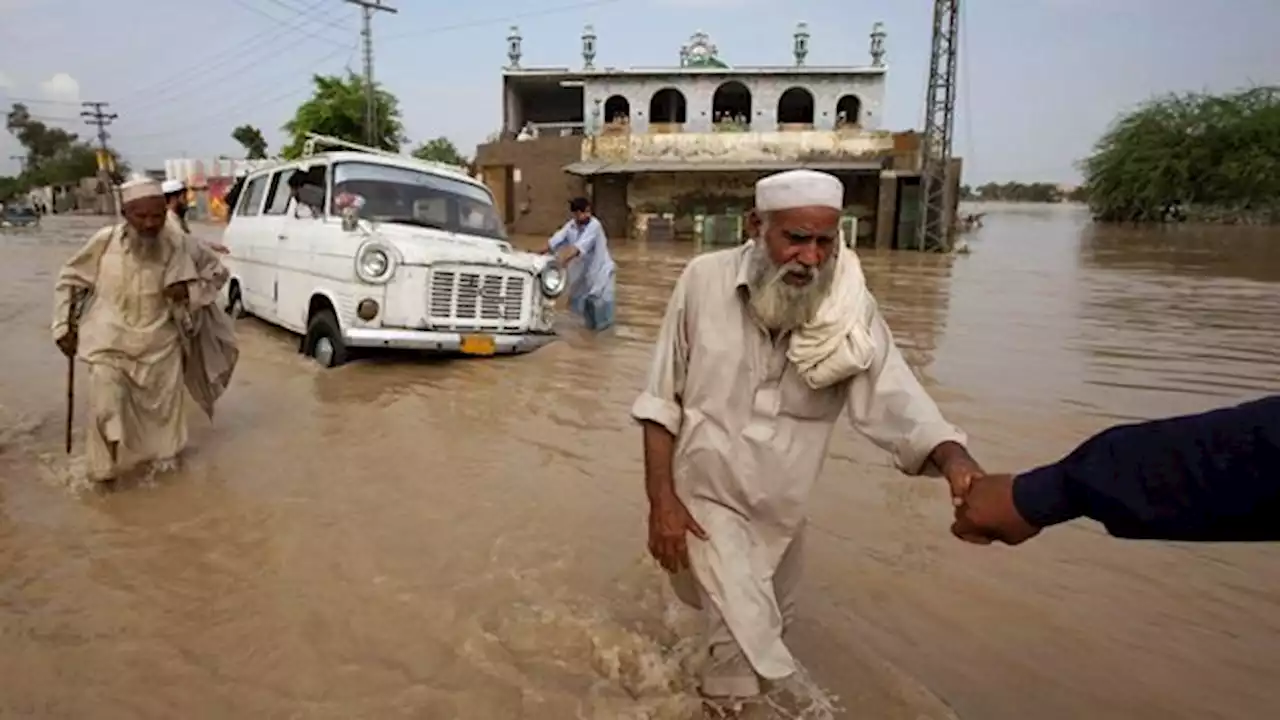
[786,241,878,389]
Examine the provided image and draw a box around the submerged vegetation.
[1081,86,1280,224]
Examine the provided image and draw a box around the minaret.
[793,22,810,67]
[582,25,597,70]
[507,25,522,69]
[870,22,886,67]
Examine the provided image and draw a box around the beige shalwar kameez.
[630,243,967,698]
[51,223,238,481]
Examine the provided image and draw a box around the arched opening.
[603,95,630,125]
[711,81,752,129]
[776,87,815,128]
[836,94,862,128]
[648,88,688,127]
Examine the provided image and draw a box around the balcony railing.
[524,122,585,138]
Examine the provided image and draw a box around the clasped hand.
[946,468,1042,546]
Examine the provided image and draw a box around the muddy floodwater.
[2,206,1279,719]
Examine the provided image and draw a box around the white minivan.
[219,136,566,368]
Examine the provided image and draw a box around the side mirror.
[296,184,325,211]
[340,207,360,232]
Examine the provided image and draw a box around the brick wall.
[474,136,585,238]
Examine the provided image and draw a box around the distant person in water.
[545,197,617,332]
[952,395,1280,545]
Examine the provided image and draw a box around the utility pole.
[80,101,118,155]
[916,0,960,253]
[344,0,397,147]
[80,101,121,216]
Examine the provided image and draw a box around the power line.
[112,43,357,143]
[381,0,625,43]
[0,95,82,107]
[227,0,350,46]
[121,20,353,117]
[109,2,628,157]
[262,0,351,33]
[345,0,397,145]
[113,42,357,139]
[113,0,344,106]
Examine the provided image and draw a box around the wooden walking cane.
[64,289,81,454]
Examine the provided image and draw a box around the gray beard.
[746,241,837,332]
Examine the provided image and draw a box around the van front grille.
[428,266,529,330]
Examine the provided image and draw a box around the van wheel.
[226,283,246,319]
[305,309,348,368]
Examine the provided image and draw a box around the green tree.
[4,102,123,193]
[969,181,1064,203]
[232,124,269,159]
[281,72,405,159]
[0,175,20,202]
[6,103,79,167]
[411,136,467,167]
[1081,86,1280,223]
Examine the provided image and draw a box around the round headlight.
[362,250,388,277]
[354,241,396,284]
[539,264,566,298]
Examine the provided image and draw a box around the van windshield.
[331,161,505,241]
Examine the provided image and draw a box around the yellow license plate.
[460,334,496,356]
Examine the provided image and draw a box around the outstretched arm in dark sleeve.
[956,395,1280,543]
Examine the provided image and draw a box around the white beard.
[746,240,837,332]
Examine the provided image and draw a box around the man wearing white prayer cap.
[631,168,980,708]
[161,178,192,234]
[162,178,230,254]
[50,175,239,485]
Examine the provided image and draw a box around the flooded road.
[2,206,1279,719]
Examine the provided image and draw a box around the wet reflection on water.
[0,208,1278,719]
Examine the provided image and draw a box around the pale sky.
[1,0,1276,183]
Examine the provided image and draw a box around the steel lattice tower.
[915,0,960,252]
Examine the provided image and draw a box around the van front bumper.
[343,327,557,355]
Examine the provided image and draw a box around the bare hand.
[951,474,1042,546]
[935,443,985,507]
[647,492,708,573]
[55,330,77,357]
[208,242,230,255]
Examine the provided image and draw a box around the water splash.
[459,555,841,720]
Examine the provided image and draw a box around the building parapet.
[582,129,897,165]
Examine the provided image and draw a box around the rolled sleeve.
[630,266,692,437]
[846,307,967,474]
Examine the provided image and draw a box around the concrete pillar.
[875,171,898,250]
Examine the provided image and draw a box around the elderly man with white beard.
[631,169,982,709]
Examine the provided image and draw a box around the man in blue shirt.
[952,395,1280,544]
[546,197,617,332]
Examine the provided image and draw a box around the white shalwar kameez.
[630,170,968,699]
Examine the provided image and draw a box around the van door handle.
[277,234,287,240]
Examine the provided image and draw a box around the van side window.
[264,170,297,216]
[237,176,268,217]
[289,165,329,217]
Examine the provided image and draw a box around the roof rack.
[301,132,471,175]
[302,133,400,159]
